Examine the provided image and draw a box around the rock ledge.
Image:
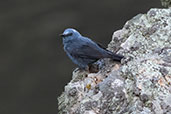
[58,8,171,114]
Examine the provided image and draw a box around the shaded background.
[0,0,161,114]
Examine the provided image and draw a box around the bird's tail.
[107,51,124,62]
[111,53,124,62]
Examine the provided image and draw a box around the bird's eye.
[67,33,73,36]
[60,33,73,37]
[64,33,73,37]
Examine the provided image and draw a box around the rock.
[161,0,171,7]
[58,8,171,114]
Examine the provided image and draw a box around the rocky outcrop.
[161,0,171,7]
[58,8,171,114]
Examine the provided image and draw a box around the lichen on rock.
[58,8,171,114]
[161,0,171,7]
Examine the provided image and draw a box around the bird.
[60,28,124,70]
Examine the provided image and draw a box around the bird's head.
[60,28,81,39]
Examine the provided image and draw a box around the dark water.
[0,0,161,114]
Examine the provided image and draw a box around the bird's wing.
[70,41,106,60]
[96,42,106,50]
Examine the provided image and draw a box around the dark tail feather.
[104,49,124,62]
[110,53,124,62]
[107,53,124,62]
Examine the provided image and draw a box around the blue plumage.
[60,28,124,69]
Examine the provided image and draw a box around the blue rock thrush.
[60,28,124,69]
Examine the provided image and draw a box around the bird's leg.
[88,64,99,73]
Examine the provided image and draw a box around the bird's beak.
[59,34,65,37]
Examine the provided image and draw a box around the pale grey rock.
[161,0,171,7]
[58,8,171,114]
